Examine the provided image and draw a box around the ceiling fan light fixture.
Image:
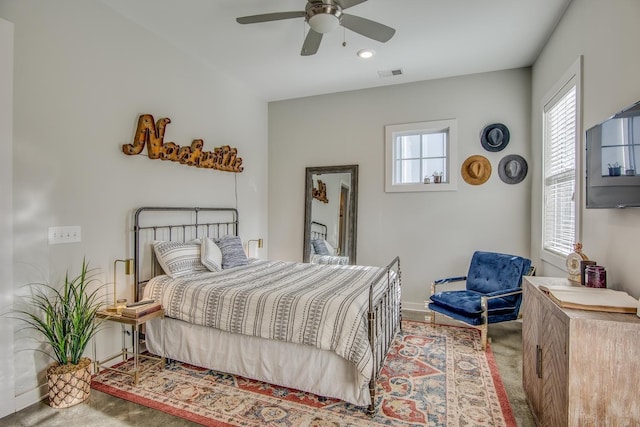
[308,13,340,33]
[357,49,375,59]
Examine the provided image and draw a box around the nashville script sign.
[122,114,243,172]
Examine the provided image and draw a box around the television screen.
[585,100,640,208]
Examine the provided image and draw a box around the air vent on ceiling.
[378,68,404,78]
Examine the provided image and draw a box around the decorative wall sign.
[122,114,244,172]
[312,180,329,203]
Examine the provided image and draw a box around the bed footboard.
[368,256,401,413]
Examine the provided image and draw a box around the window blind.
[543,85,577,256]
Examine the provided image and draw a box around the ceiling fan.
[236,0,395,56]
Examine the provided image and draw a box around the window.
[385,119,458,192]
[542,58,582,260]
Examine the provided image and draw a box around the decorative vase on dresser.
[522,276,640,426]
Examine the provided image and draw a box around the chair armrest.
[485,287,523,300]
[480,288,524,328]
[430,276,467,296]
[433,276,467,285]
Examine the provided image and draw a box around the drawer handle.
[536,344,542,379]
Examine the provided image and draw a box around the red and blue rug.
[92,321,516,426]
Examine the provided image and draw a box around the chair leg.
[430,310,436,326]
[479,324,488,351]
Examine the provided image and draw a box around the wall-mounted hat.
[498,154,528,184]
[480,123,510,152]
[461,155,492,185]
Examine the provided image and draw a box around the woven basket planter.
[47,357,92,409]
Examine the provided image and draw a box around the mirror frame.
[303,164,358,263]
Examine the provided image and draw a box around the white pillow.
[201,237,222,272]
[323,239,336,256]
[153,241,206,278]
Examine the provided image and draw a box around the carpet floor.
[90,320,516,426]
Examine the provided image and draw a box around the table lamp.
[106,258,134,312]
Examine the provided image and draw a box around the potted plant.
[15,259,104,408]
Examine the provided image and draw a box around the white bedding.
[310,254,350,265]
[143,259,392,386]
[145,316,371,405]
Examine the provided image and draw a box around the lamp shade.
[309,13,339,33]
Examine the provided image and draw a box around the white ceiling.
[102,0,571,102]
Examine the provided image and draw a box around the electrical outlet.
[48,226,82,244]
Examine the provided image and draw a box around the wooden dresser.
[522,276,640,426]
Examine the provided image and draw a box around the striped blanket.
[143,259,395,382]
[310,254,350,265]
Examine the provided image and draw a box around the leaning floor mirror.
[303,165,358,264]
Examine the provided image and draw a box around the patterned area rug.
[92,321,515,426]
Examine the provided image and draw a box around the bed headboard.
[310,221,327,240]
[133,206,238,301]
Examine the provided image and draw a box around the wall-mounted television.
[585,100,640,208]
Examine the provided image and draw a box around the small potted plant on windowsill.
[15,259,104,408]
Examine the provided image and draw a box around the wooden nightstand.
[93,309,165,385]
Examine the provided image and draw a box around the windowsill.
[385,181,457,193]
[540,249,567,272]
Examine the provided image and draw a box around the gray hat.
[480,123,510,152]
[498,154,528,184]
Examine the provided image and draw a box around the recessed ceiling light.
[357,49,375,59]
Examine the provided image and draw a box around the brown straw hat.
[461,155,492,185]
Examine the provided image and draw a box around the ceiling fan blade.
[340,14,395,42]
[335,0,368,10]
[236,11,305,25]
[301,29,323,56]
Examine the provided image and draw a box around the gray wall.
[531,0,640,297]
[0,16,15,419]
[1,0,268,411]
[269,68,532,310]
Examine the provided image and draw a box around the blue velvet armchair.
[427,251,533,350]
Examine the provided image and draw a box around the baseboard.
[402,301,429,312]
[14,383,46,412]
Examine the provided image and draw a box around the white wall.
[530,0,640,297]
[0,16,15,419]
[1,0,268,410]
[269,68,532,310]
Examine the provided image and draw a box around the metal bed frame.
[132,206,401,413]
[310,220,328,240]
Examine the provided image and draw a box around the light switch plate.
[48,226,81,244]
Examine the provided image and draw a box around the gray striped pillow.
[311,239,330,255]
[154,241,207,278]
[214,235,248,269]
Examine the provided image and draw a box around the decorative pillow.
[214,235,248,269]
[323,239,336,256]
[312,239,330,256]
[153,241,207,278]
[201,237,222,272]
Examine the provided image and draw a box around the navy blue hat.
[480,123,510,152]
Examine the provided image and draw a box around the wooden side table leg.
[133,325,140,385]
[92,334,99,374]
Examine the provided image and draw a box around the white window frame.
[540,57,582,268]
[385,119,458,192]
